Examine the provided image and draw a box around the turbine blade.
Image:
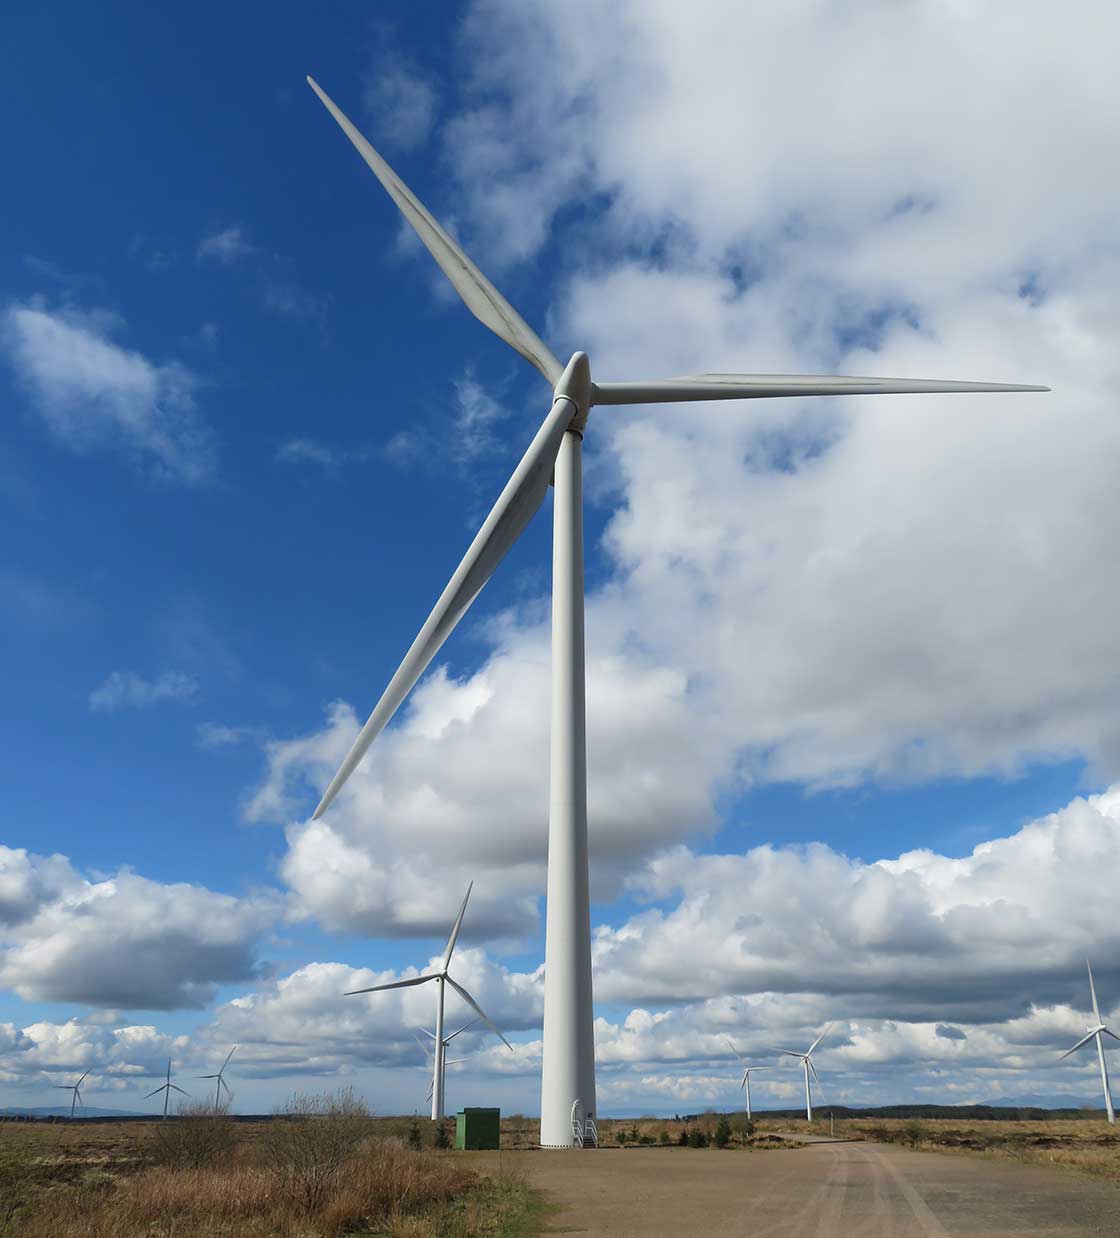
[1102,1027,1120,1043]
[1060,1030,1098,1059]
[1088,960,1103,1024]
[414,1033,435,1060]
[313,394,574,818]
[198,1074,220,1080]
[170,1085,189,1095]
[345,973,440,995]
[726,1037,746,1066]
[219,1077,232,1096]
[222,1047,237,1072]
[808,1059,822,1085]
[445,1019,477,1043]
[418,1027,438,1040]
[442,882,473,971]
[807,1024,833,1057]
[306,77,562,387]
[445,1057,469,1066]
[144,1087,166,1099]
[771,1048,805,1059]
[445,975,512,1050]
[77,1071,90,1086]
[592,374,1049,405]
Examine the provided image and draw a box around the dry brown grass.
[756,1114,1120,1181]
[0,1118,536,1237]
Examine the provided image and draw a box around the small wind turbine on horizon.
[146,1059,189,1120]
[726,1038,770,1122]
[303,74,1048,1147]
[198,1046,237,1110]
[344,882,511,1120]
[1060,961,1118,1124]
[55,1070,88,1119]
[774,1025,832,1122]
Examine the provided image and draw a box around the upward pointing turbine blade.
[1088,960,1103,1024]
[306,77,562,388]
[313,392,575,818]
[442,883,473,971]
[592,374,1050,405]
[807,1024,833,1057]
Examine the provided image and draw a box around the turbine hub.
[554,351,591,433]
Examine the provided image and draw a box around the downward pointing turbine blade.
[442,883,473,971]
[306,77,562,387]
[445,975,512,1050]
[345,972,440,996]
[1060,1030,1098,1059]
[1103,1028,1120,1043]
[313,395,574,818]
[145,1086,165,1100]
[592,374,1049,405]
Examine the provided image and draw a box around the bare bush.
[152,1098,236,1169]
[262,1087,374,1213]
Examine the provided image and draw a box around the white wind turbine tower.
[775,1025,832,1122]
[146,1058,189,1120]
[344,882,511,1120]
[55,1070,88,1119]
[304,76,1048,1148]
[1060,960,1118,1124]
[198,1046,237,1110]
[726,1038,769,1122]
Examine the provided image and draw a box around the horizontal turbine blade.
[445,975,512,1050]
[307,78,562,388]
[198,1074,220,1080]
[313,394,574,818]
[1060,1030,1098,1059]
[592,374,1049,405]
[442,882,473,971]
[346,972,440,996]
[772,1048,806,1059]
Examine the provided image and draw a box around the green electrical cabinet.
[455,1107,500,1150]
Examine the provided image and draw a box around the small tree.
[615,1127,628,1146]
[629,1123,640,1144]
[687,1128,708,1148]
[714,1116,732,1148]
[154,1098,236,1168]
[434,1120,452,1149]
[678,1127,689,1146]
[407,1117,422,1150]
[658,1129,671,1146]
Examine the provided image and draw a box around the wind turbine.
[146,1058,189,1120]
[344,882,511,1120]
[416,1023,473,1109]
[1060,960,1118,1124]
[774,1025,831,1122]
[198,1046,237,1110]
[726,1038,769,1122]
[304,76,1048,1148]
[55,1070,88,1119]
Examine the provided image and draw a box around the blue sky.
[3,1,1120,1117]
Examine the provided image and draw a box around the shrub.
[434,1120,452,1150]
[153,1099,236,1169]
[731,1114,755,1139]
[408,1118,422,1150]
[687,1128,708,1149]
[638,1133,656,1145]
[263,1087,374,1213]
[629,1124,640,1143]
[615,1128,628,1145]
[659,1129,671,1146]
[678,1128,689,1146]
[0,1141,33,1236]
[714,1117,732,1148]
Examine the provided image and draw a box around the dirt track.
[470,1138,1120,1236]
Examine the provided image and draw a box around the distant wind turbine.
[304,74,1048,1147]
[55,1070,89,1119]
[344,882,511,1120]
[726,1038,770,1122]
[774,1025,832,1122]
[146,1058,189,1119]
[1060,961,1118,1124]
[198,1046,237,1110]
[416,1023,473,1108]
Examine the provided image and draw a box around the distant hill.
[0,1106,149,1119]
